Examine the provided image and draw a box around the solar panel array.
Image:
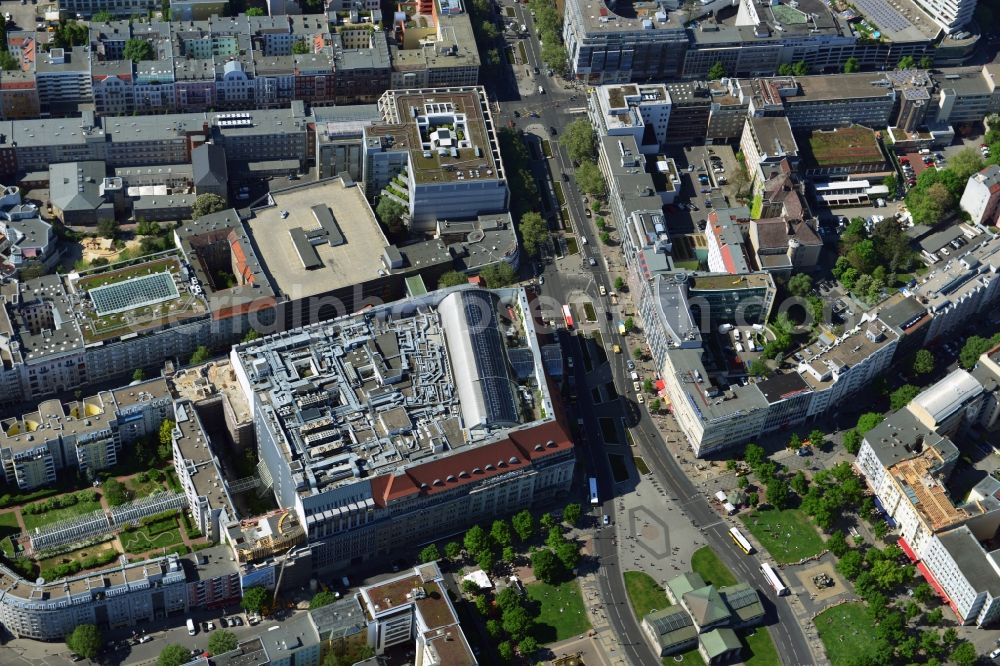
[649,609,693,635]
[462,291,519,425]
[722,586,759,611]
[853,0,912,33]
[88,271,180,316]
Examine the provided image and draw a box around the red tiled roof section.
[370,420,572,507]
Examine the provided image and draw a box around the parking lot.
[664,145,744,235]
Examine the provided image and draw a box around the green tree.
[555,539,580,571]
[912,349,935,375]
[856,412,883,434]
[926,607,944,625]
[562,503,582,526]
[192,193,227,219]
[474,593,490,616]
[490,519,512,548]
[807,429,825,448]
[882,173,897,198]
[826,530,849,557]
[787,432,801,450]
[66,624,102,659]
[624,317,636,333]
[242,329,260,343]
[919,55,933,69]
[575,160,606,197]
[843,429,862,454]
[512,509,534,542]
[241,586,269,614]
[97,218,119,240]
[766,477,790,509]
[743,442,766,467]
[437,270,468,288]
[599,231,611,245]
[0,51,18,71]
[479,20,499,41]
[92,10,115,21]
[292,40,310,55]
[950,641,977,666]
[502,604,535,642]
[464,525,490,557]
[942,627,959,647]
[836,549,864,579]
[158,645,191,666]
[787,273,813,297]
[502,545,515,563]
[102,478,131,506]
[649,398,661,412]
[843,56,860,73]
[132,368,145,382]
[419,543,441,563]
[123,38,155,61]
[208,630,238,656]
[540,512,557,531]
[52,21,90,49]
[485,618,502,638]
[518,636,539,657]
[309,590,337,609]
[519,211,548,257]
[189,345,211,365]
[375,197,407,235]
[530,548,560,583]
[461,579,480,595]
[748,358,769,378]
[890,384,920,411]
[913,582,935,605]
[790,470,809,496]
[959,333,1000,369]
[479,262,517,288]
[246,7,265,15]
[498,641,515,662]
[707,61,726,80]
[897,55,916,70]
[614,276,625,291]
[495,586,521,612]
[444,541,462,559]
[563,119,597,163]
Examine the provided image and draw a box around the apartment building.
[35,47,94,114]
[0,549,241,640]
[230,287,575,571]
[704,207,752,275]
[0,378,171,489]
[597,135,679,238]
[960,165,1000,226]
[364,87,508,227]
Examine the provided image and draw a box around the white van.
[187,618,196,635]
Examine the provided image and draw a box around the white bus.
[589,477,599,505]
[760,562,788,596]
[728,527,754,554]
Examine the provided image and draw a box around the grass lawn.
[623,571,670,619]
[815,603,878,666]
[525,580,591,644]
[121,516,182,554]
[674,259,699,271]
[37,540,118,573]
[690,546,737,588]
[634,456,650,475]
[566,237,579,255]
[125,474,168,500]
[663,650,705,665]
[21,497,104,532]
[743,627,780,666]
[0,511,19,539]
[741,508,826,564]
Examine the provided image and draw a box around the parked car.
[588,257,597,267]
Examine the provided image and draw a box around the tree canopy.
[562,119,597,164]
[158,645,192,666]
[843,56,860,73]
[575,161,606,197]
[437,271,468,288]
[66,624,102,659]
[479,262,517,288]
[959,333,1000,369]
[912,349,934,375]
[309,590,338,609]
[562,503,582,526]
[124,39,155,61]
[889,384,920,411]
[192,193,226,219]
[189,345,210,365]
[707,61,726,80]
[241,586,269,613]
[519,211,549,257]
[208,630,239,656]
[787,273,813,297]
[375,197,407,235]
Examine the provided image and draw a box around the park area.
[20,491,103,532]
[120,514,183,555]
[624,571,670,618]
[740,508,825,564]
[815,603,878,666]
[526,580,591,644]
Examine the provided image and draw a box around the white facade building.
[959,165,1000,227]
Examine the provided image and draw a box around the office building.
[960,165,1000,227]
[359,561,477,664]
[230,286,575,571]
[364,87,507,227]
[597,135,680,241]
[739,116,799,189]
[800,125,891,179]
[704,207,752,275]
[589,83,672,152]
